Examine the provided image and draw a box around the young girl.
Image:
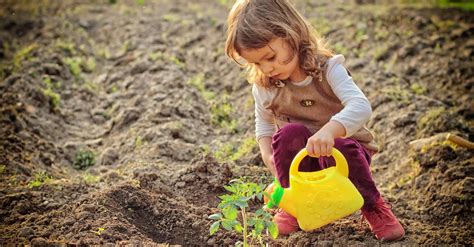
[225,0,405,242]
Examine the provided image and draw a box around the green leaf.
[248,217,256,226]
[234,199,248,208]
[209,221,220,235]
[267,221,279,239]
[255,208,264,216]
[257,193,262,201]
[208,213,222,220]
[221,219,233,231]
[234,222,243,233]
[224,185,235,193]
[222,206,238,220]
[255,220,264,235]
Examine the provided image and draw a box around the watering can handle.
[289,148,349,178]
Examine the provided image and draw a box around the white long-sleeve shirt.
[252,55,372,141]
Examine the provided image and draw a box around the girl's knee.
[273,124,311,141]
[334,138,371,167]
[272,124,311,155]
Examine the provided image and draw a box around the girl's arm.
[252,84,277,175]
[306,55,372,157]
[258,136,276,177]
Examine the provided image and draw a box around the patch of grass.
[135,135,143,149]
[91,227,105,235]
[169,55,185,68]
[55,40,76,56]
[382,85,411,104]
[210,100,237,132]
[64,57,82,78]
[13,43,38,70]
[231,137,257,161]
[417,107,445,132]
[98,47,110,59]
[420,139,458,153]
[214,137,257,163]
[41,77,61,109]
[214,143,234,163]
[435,0,474,10]
[383,54,399,71]
[310,18,332,36]
[130,179,140,188]
[410,83,427,95]
[216,0,232,7]
[354,29,368,44]
[332,42,348,55]
[188,73,216,101]
[434,42,443,54]
[149,51,164,61]
[110,84,119,93]
[84,57,96,72]
[28,171,52,188]
[82,173,100,184]
[84,81,100,93]
[163,13,180,22]
[372,43,390,61]
[73,150,96,170]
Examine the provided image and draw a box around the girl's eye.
[268,56,276,61]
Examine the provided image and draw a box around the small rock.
[130,61,150,75]
[175,181,186,188]
[100,147,119,166]
[18,227,34,239]
[30,237,48,247]
[206,238,216,245]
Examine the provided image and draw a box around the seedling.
[209,178,278,247]
[73,150,96,170]
[91,227,105,235]
[28,171,52,188]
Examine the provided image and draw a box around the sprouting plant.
[209,178,278,246]
[73,150,96,170]
[82,173,100,184]
[169,55,185,68]
[92,227,105,235]
[41,77,61,109]
[28,171,52,188]
[84,57,96,72]
[210,97,237,132]
[13,43,38,70]
[64,57,82,78]
[134,135,143,148]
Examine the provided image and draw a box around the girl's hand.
[306,130,335,157]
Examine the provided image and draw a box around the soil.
[0,0,473,246]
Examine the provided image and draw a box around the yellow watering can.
[265,148,364,231]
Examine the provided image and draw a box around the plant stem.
[242,207,248,247]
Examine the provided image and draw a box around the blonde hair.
[225,0,334,88]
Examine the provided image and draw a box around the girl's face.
[239,38,306,82]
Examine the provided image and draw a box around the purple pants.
[272,124,381,210]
